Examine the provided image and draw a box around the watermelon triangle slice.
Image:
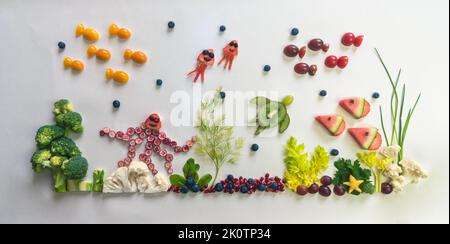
[348,128,382,150]
[339,98,370,119]
[315,115,346,136]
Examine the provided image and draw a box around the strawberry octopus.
[99,113,195,175]
[187,49,215,82]
[218,40,238,70]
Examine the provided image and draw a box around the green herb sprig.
[194,87,244,187]
[376,49,421,161]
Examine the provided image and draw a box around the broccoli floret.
[50,156,68,167]
[63,156,88,180]
[50,137,81,157]
[52,167,67,192]
[30,149,52,172]
[55,111,83,133]
[35,125,65,149]
[53,99,73,116]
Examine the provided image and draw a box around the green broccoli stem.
[52,167,67,193]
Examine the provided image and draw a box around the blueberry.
[263,65,271,72]
[58,41,66,49]
[372,92,380,99]
[167,21,175,29]
[250,144,259,152]
[156,79,163,86]
[248,178,254,185]
[215,183,224,192]
[219,25,226,32]
[330,149,339,156]
[186,177,195,187]
[220,91,226,99]
[112,100,121,108]
[290,28,299,36]
[227,174,234,182]
[191,184,200,193]
[240,185,248,193]
[181,186,189,193]
[319,90,327,97]
[257,184,266,191]
[271,182,278,189]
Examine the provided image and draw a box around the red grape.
[283,44,299,57]
[308,38,324,51]
[294,63,309,75]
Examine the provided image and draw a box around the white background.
[0,0,448,224]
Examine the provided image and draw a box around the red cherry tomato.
[324,55,338,68]
[283,44,299,57]
[337,56,349,69]
[341,32,355,46]
[299,46,307,59]
[294,63,309,75]
[354,35,364,47]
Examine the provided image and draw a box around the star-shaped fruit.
[344,175,364,194]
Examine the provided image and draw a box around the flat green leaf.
[169,174,186,187]
[197,174,212,189]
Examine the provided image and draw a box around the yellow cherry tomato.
[63,57,84,72]
[105,68,129,84]
[109,23,131,40]
[123,49,147,64]
[76,24,99,42]
[117,28,131,39]
[87,45,111,61]
[71,60,84,71]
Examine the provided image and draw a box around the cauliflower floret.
[103,167,134,193]
[380,145,401,161]
[103,160,169,194]
[400,160,428,183]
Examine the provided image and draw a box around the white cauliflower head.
[400,159,428,183]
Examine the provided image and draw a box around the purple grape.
[333,185,346,196]
[381,183,393,194]
[320,176,332,186]
[296,185,308,196]
[308,183,319,194]
[319,185,331,197]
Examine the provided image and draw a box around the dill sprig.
[194,87,244,186]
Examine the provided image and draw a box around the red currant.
[341,32,355,46]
